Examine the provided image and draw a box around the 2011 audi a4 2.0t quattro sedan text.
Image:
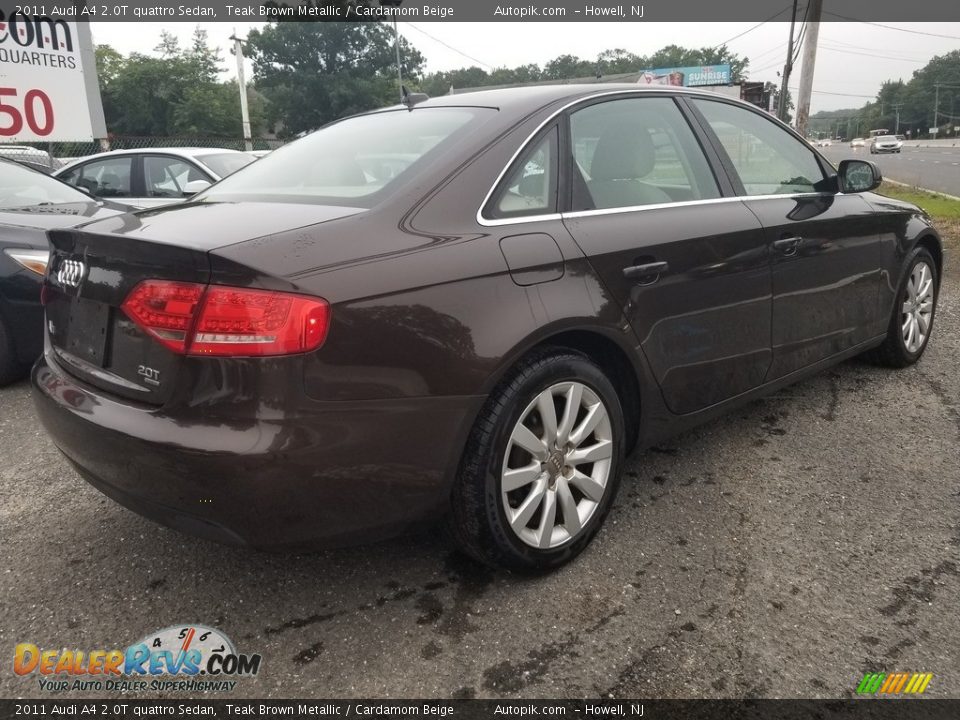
[33,85,942,571]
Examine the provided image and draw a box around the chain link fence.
[0,136,288,173]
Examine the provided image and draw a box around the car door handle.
[623,261,669,283]
[773,236,802,256]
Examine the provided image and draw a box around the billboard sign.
[637,64,732,87]
[0,12,106,141]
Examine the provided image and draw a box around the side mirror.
[182,179,211,197]
[76,185,92,196]
[838,159,881,193]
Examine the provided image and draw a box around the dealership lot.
[1,270,958,700]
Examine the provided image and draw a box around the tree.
[647,44,748,82]
[247,22,425,136]
[418,44,750,98]
[95,30,266,138]
[597,48,645,76]
[541,54,595,80]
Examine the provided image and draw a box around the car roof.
[54,147,251,175]
[62,147,246,159]
[381,83,751,115]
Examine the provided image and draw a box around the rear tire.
[448,348,625,572]
[863,247,938,368]
[0,317,26,387]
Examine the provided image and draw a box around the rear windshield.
[197,107,493,207]
[196,152,256,178]
[0,159,90,208]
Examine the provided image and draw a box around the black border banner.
[2,699,960,720]
[2,0,960,22]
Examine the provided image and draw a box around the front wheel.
[448,349,625,571]
[864,248,938,368]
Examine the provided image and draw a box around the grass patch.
[877,181,960,250]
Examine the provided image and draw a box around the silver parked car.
[54,148,257,210]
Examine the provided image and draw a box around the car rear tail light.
[121,281,205,353]
[121,280,330,357]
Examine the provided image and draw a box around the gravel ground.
[1,267,958,701]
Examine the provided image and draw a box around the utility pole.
[934,82,940,134]
[892,103,903,135]
[230,31,253,152]
[777,0,799,122]
[794,0,822,137]
[393,20,404,102]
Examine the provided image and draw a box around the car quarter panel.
[863,192,943,320]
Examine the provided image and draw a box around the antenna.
[400,85,430,110]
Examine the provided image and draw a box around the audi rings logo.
[56,259,86,288]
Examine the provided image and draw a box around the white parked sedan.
[54,148,257,210]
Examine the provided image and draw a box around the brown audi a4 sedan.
[34,85,941,571]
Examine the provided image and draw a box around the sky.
[88,21,960,114]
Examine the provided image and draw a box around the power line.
[821,14,960,40]
[711,6,794,49]
[792,22,807,64]
[403,23,493,70]
[788,87,877,98]
[818,45,928,63]
[819,36,930,57]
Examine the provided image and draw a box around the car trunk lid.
[45,228,210,405]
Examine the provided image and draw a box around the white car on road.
[54,148,256,210]
[870,135,903,154]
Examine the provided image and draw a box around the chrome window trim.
[476,89,678,228]
[475,88,837,228]
[479,191,840,227]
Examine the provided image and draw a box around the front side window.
[490,127,558,218]
[569,97,720,211]
[144,156,208,198]
[692,99,825,196]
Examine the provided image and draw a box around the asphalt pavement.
[822,144,960,197]
[2,270,959,701]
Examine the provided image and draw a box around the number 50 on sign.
[0,14,105,141]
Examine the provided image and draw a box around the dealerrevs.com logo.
[14,625,262,693]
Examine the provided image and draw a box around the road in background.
[2,271,959,700]
[821,145,960,197]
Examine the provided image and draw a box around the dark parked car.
[33,86,941,570]
[0,159,123,386]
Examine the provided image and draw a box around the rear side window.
[62,157,133,198]
[489,127,559,218]
[199,108,493,207]
[692,99,825,196]
[569,97,720,211]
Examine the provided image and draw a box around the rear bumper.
[32,352,484,549]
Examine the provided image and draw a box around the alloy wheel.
[902,261,934,354]
[500,382,614,549]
